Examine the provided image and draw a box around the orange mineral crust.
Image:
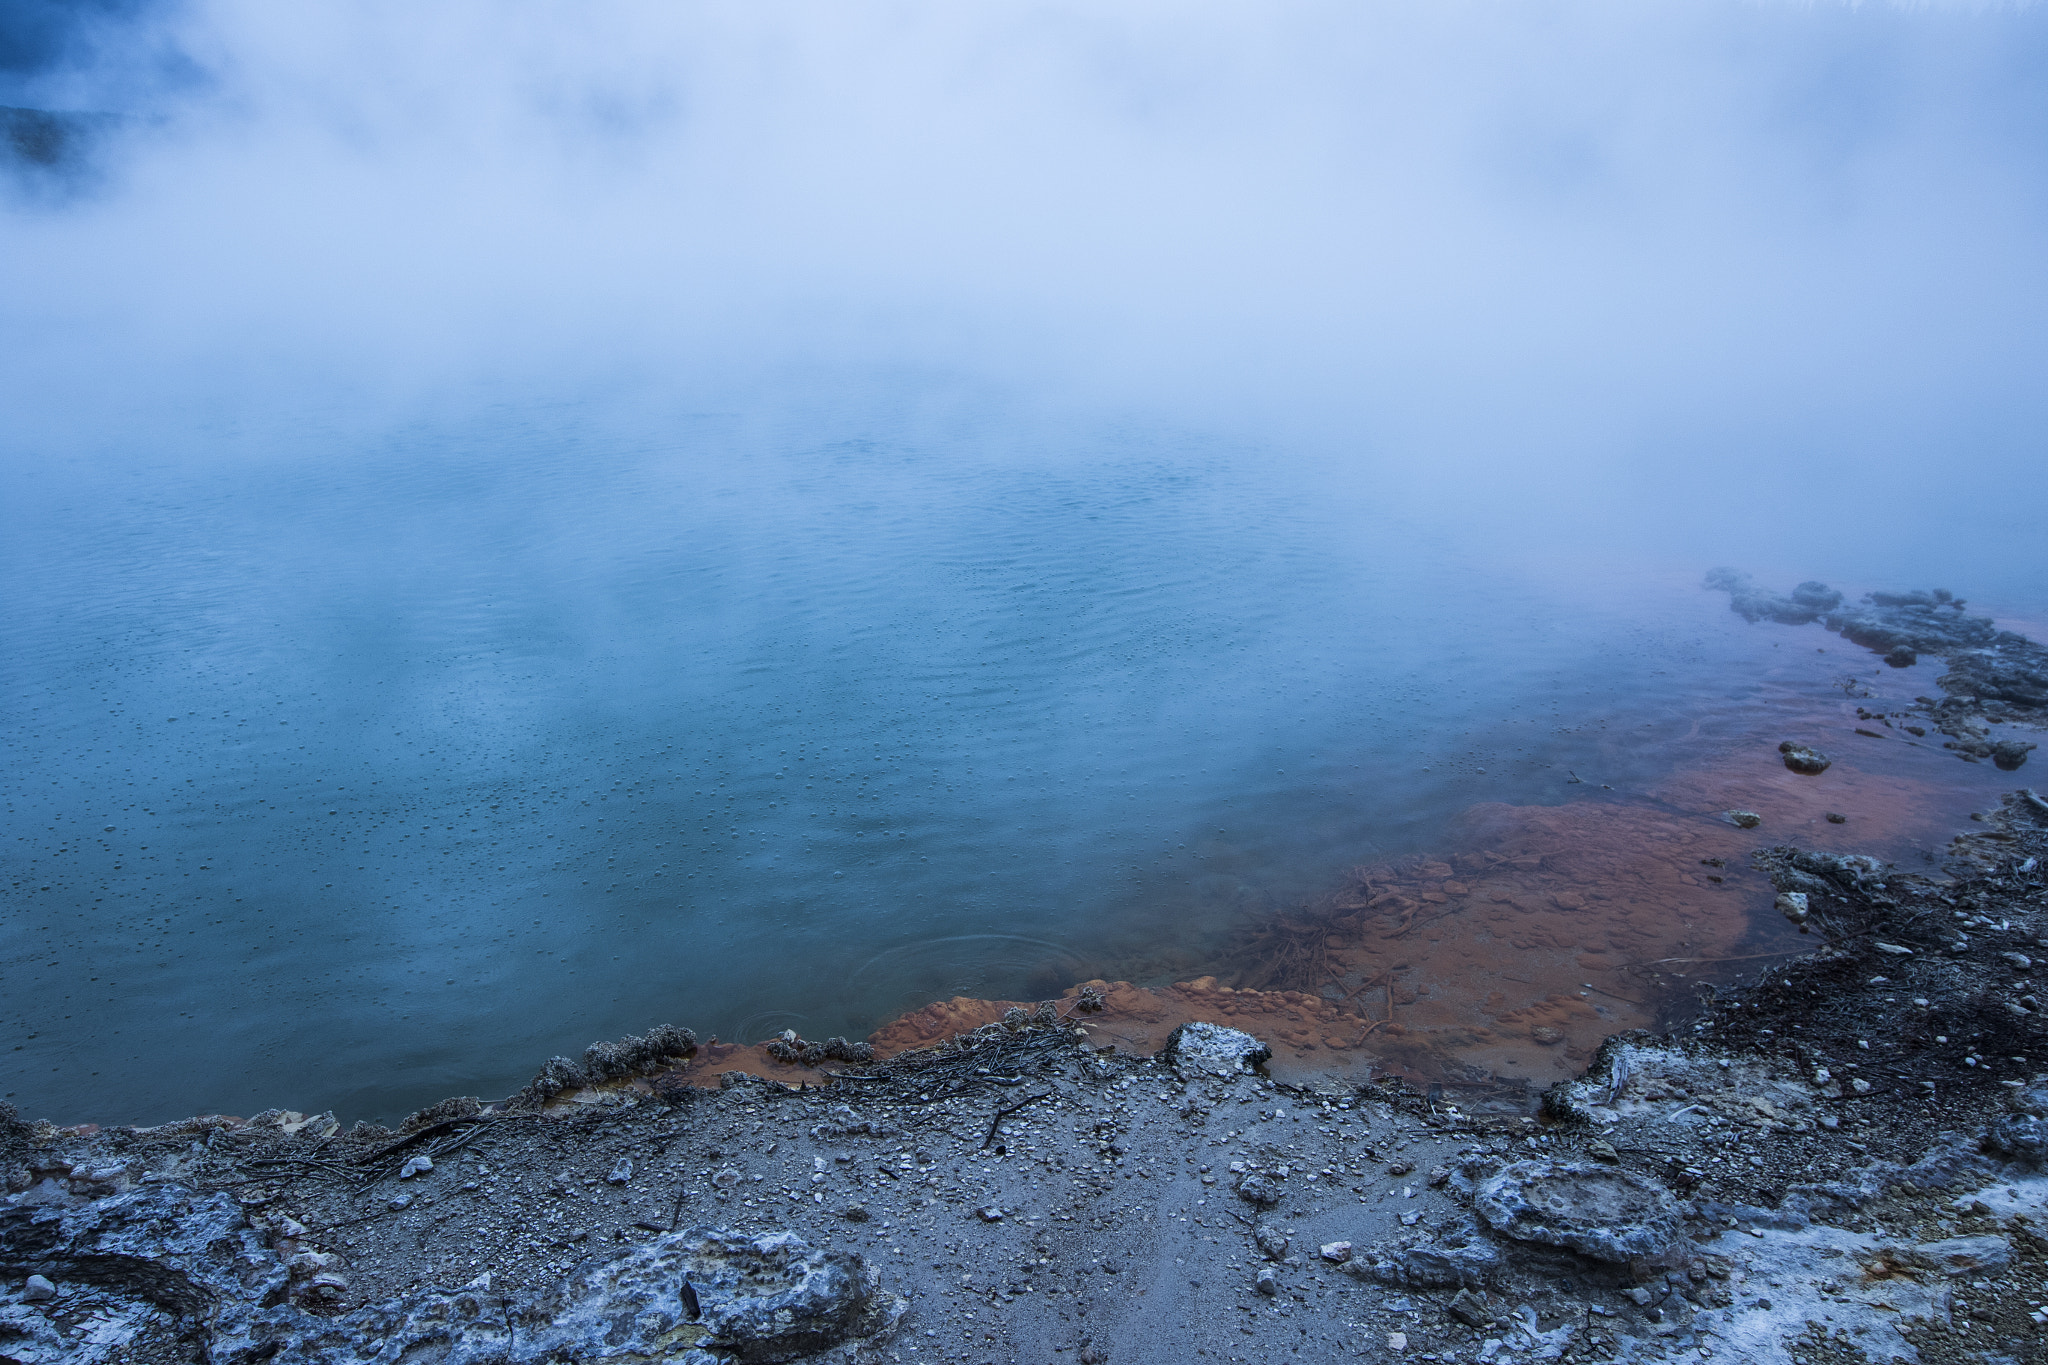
[647,725,2003,1104]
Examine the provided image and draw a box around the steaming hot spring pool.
[0,404,2014,1123]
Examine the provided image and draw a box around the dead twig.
[348,1113,534,1176]
[667,1181,689,1232]
[980,1090,1054,1150]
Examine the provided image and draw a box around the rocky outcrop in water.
[1777,742,1831,775]
[1707,570,2048,764]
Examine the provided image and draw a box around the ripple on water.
[1,403,2032,1123]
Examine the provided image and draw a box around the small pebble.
[398,1155,433,1180]
[23,1274,56,1303]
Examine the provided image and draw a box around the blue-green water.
[0,397,2028,1124]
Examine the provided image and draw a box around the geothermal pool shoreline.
[5,579,2047,1363]
[4,787,2045,1365]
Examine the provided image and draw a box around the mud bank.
[7,791,2048,1365]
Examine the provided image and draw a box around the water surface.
[0,399,2022,1121]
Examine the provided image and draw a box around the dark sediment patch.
[1681,786,2048,1131]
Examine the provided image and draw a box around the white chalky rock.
[397,1155,433,1179]
[0,1185,904,1363]
[1473,1160,1683,1264]
[1158,1022,1272,1077]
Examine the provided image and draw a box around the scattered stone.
[1530,1026,1564,1046]
[1472,1160,1683,1264]
[1870,1235,2013,1277]
[387,1193,414,1211]
[1779,742,1832,775]
[842,1205,870,1223]
[1255,1225,1289,1261]
[1318,1240,1353,1263]
[1826,811,1847,823]
[303,1270,349,1302]
[811,1105,900,1140]
[1255,1267,1278,1296]
[287,1249,340,1279]
[1446,1287,1494,1327]
[1884,646,1917,668]
[21,1273,55,1302]
[1724,810,1762,829]
[1586,1141,1619,1164]
[976,1206,1003,1223]
[607,1157,633,1185]
[1994,740,2037,771]
[1988,1087,2048,1163]
[1348,1217,1502,1288]
[1235,1172,1282,1208]
[397,1155,432,1179]
[1775,892,1809,927]
[1874,942,1913,956]
[2000,951,2033,971]
[1158,1021,1271,1077]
